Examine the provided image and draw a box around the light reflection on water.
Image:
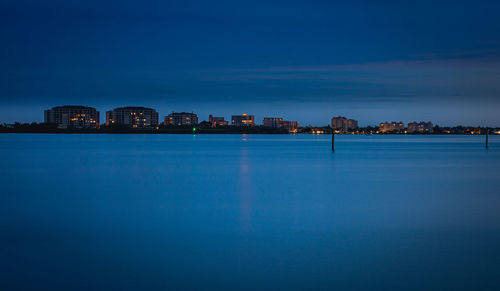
[0,134,499,290]
[239,147,252,227]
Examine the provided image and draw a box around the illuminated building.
[232,113,255,126]
[379,121,405,133]
[165,112,198,126]
[263,117,299,132]
[44,105,99,129]
[209,115,228,127]
[263,117,283,128]
[282,121,299,132]
[106,107,158,128]
[331,116,358,132]
[408,121,433,133]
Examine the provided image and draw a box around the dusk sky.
[1,0,499,126]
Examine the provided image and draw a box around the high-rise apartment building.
[263,117,283,128]
[331,116,358,132]
[106,107,158,128]
[44,105,99,129]
[232,113,255,126]
[263,117,299,132]
[164,112,198,126]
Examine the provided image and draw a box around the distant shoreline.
[0,127,289,134]
[2,123,498,135]
[0,129,496,135]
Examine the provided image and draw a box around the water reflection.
[238,147,252,229]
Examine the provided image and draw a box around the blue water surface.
[1,134,499,290]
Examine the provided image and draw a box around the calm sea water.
[1,134,500,290]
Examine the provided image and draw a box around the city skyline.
[2,104,489,134]
[2,103,498,128]
[40,104,429,128]
[1,0,499,126]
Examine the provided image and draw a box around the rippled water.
[1,134,499,290]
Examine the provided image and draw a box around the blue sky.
[1,0,499,126]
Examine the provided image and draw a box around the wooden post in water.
[332,132,335,152]
[486,128,489,148]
